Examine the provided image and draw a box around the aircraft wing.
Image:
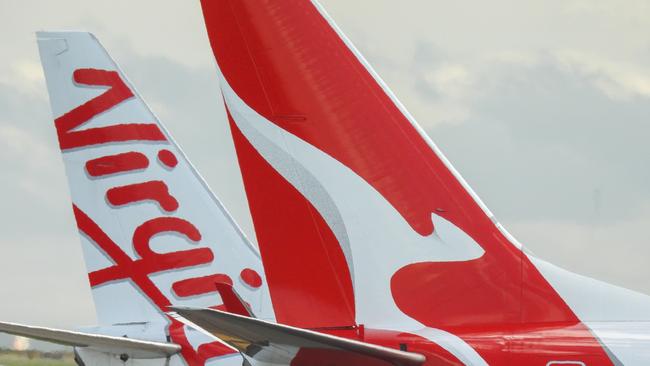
[169,307,425,366]
[0,321,180,359]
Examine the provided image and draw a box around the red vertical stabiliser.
[200,1,616,363]
[228,114,355,328]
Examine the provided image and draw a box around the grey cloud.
[430,54,650,224]
[0,81,95,340]
[0,82,73,242]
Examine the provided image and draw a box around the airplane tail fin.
[199,0,595,332]
[36,31,274,331]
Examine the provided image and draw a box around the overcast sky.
[0,0,649,349]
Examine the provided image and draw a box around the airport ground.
[0,350,74,366]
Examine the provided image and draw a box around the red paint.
[291,349,392,366]
[195,341,235,363]
[55,68,165,150]
[106,180,179,212]
[507,323,616,366]
[172,274,233,298]
[58,66,238,365]
[240,268,262,288]
[88,216,213,288]
[287,327,465,366]
[215,282,254,316]
[169,322,234,364]
[85,151,149,177]
[158,149,178,168]
[74,205,234,364]
[362,328,464,366]
[229,115,355,329]
[201,1,615,363]
[133,216,201,254]
[202,0,442,235]
[391,259,521,327]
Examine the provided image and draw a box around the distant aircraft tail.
[36,31,273,365]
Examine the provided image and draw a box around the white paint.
[36,31,269,366]
[36,31,274,325]
[221,74,488,365]
[531,255,650,364]
[310,0,525,251]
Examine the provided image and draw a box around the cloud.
[563,0,650,21]
[0,60,47,99]
[555,51,650,100]
[429,53,650,220]
[0,125,45,157]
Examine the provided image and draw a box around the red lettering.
[85,151,149,177]
[172,273,233,298]
[240,268,263,288]
[84,215,213,287]
[106,180,179,212]
[158,149,178,168]
[133,217,201,256]
[73,206,233,365]
[55,68,166,150]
